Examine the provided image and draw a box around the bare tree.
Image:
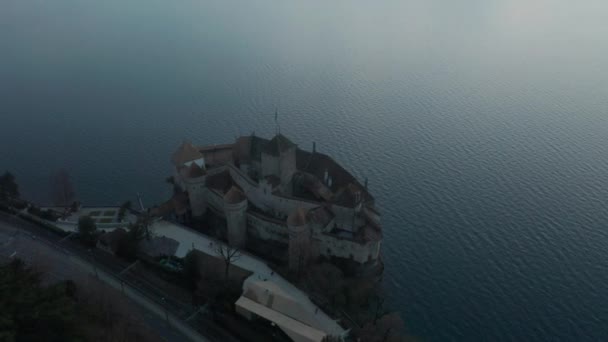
[215,244,241,280]
[137,211,153,241]
[50,169,75,217]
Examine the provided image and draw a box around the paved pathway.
[0,218,208,342]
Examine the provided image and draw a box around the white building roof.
[244,280,321,329]
[235,296,326,342]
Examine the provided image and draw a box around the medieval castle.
[166,134,383,274]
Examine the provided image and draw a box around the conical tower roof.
[223,186,246,204]
[172,140,203,166]
[188,163,206,178]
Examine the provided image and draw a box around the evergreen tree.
[78,215,97,245]
[0,171,19,201]
[0,259,80,342]
[182,250,201,290]
[116,222,146,260]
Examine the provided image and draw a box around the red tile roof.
[188,163,206,178]
[206,170,233,192]
[172,141,203,166]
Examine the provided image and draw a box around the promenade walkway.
[151,220,346,337]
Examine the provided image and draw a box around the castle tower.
[287,208,312,273]
[279,142,296,195]
[261,134,296,195]
[184,163,207,218]
[224,186,248,248]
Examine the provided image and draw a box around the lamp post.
[88,249,98,278]
[161,297,169,325]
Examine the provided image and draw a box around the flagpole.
[274,108,279,135]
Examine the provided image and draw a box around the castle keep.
[168,134,382,272]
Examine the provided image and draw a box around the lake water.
[2,0,608,340]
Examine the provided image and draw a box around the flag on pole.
[275,108,278,122]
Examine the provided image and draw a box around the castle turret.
[261,134,296,195]
[184,163,207,218]
[287,208,312,273]
[224,186,248,248]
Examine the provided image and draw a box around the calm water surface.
[2,0,608,340]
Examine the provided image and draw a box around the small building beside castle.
[165,133,383,274]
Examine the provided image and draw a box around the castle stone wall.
[331,205,359,231]
[279,147,297,195]
[207,189,225,214]
[201,148,233,166]
[288,223,312,272]
[247,212,288,243]
[184,175,207,217]
[226,199,248,248]
[267,195,318,219]
[312,233,380,264]
[261,153,279,178]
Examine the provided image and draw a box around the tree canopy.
[353,312,416,342]
[78,215,97,245]
[182,250,201,290]
[115,221,148,260]
[0,258,164,342]
[117,200,132,222]
[0,171,19,201]
[0,259,80,342]
[50,169,75,207]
